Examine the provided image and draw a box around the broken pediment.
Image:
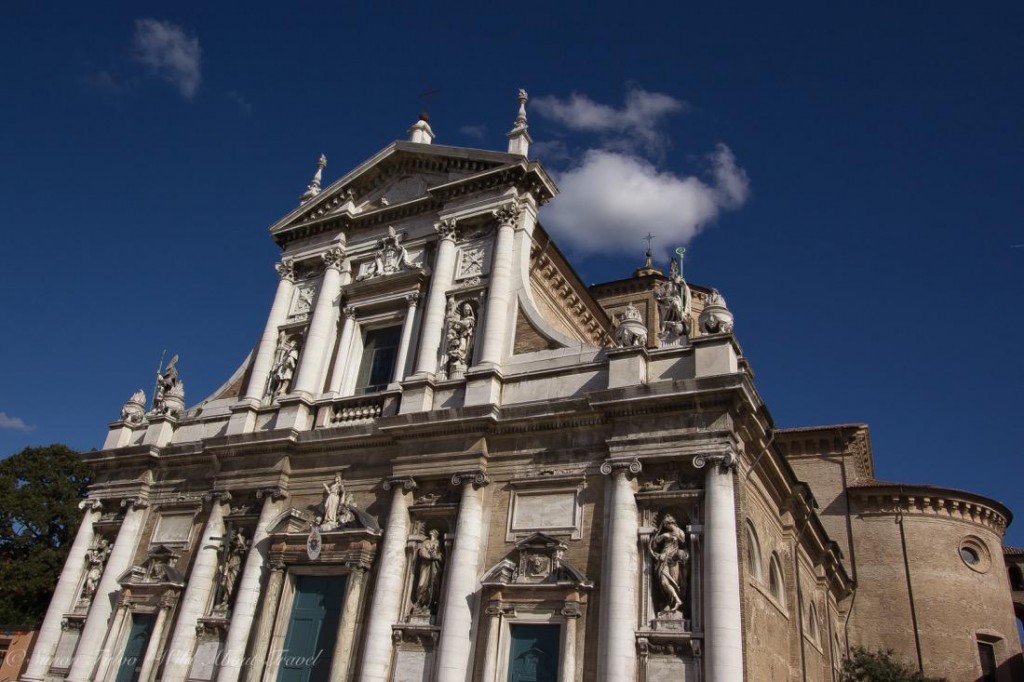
[118,544,185,587]
[481,532,592,589]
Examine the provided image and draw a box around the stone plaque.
[392,648,432,682]
[188,638,222,681]
[508,490,582,540]
[153,513,194,546]
[51,627,82,672]
[646,655,693,680]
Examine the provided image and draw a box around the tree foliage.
[841,647,946,682]
[0,444,92,625]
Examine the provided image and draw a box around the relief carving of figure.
[81,538,112,603]
[655,259,692,343]
[217,529,248,609]
[267,332,300,399]
[320,473,353,531]
[650,514,690,616]
[361,226,419,279]
[412,529,444,615]
[444,300,477,375]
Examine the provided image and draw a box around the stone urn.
[699,290,734,335]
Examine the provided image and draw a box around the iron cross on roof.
[417,84,442,118]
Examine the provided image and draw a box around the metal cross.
[643,233,656,253]
[417,84,442,111]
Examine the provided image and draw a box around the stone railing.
[317,390,401,428]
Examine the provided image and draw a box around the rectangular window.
[978,641,997,682]
[355,326,402,394]
[507,624,560,682]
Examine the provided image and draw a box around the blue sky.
[1,2,1022,545]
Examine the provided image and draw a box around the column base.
[226,399,261,435]
[607,346,649,388]
[399,374,436,414]
[275,394,315,431]
[463,366,504,406]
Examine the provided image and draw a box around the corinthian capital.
[321,247,345,271]
[275,258,296,282]
[692,452,738,472]
[435,218,460,242]
[494,202,522,228]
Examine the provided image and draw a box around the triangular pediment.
[481,532,592,589]
[269,142,557,245]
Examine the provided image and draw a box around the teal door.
[113,613,154,682]
[277,574,347,682]
[507,624,560,682]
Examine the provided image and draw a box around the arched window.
[768,552,785,604]
[745,521,763,581]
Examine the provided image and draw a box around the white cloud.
[539,146,749,255]
[0,412,34,433]
[133,18,202,99]
[533,88,686,155]
[459,124,487,140]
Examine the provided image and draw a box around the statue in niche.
[320,473,354,531]
[444,300,477,376]
[650,514,690,617]
[361,226,419,279]
[411,529,444,616]
[80,538,111,603]
[152,354,185,416]
[267,332,300,399]
[654,259,692,343]
[217,529,248,610]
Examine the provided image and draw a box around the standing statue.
[152,354,185,416]
[445,300,477,376]
[360,226,420,279]
[654,258,692,343]
[267,332,299,399]
[217,529,248,610]
[411,529,444,616]
[650,514,690,616]
[320,473,353,531]
[80,538,112,603]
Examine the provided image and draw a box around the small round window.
[959,536,991,573]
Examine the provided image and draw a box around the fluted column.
[392,294,420,384]
[329,566,368,681]
[66,496,149,682]
[435,471,489,682]
[22,499,102,681]
[162,492,231,682]
[478,203,520,367]
[412,220,459,376]
[694,452,743,682]
[216,487,287,682]
[243,561,286,682]
[293,248,344,396]
[597,459,641,681]
[243,259,297,402]
[136,593,174,682]
[327,307,358,394]
[358,477,416,682]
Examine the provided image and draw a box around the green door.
[277,574,347,682]
[507,624,560,682]
[113,613,154,682]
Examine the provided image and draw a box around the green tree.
[0,444,92,624]
[841,647,946,682]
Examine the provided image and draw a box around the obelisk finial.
[507,88,533,157]
[300,154,327,204]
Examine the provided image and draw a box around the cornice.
[849,483,1011,535]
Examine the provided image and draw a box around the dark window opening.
[978,641,997,682]
[355,326,402,394]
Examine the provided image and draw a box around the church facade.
[23,94,1023,682]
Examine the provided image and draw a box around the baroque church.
[24,92,1023,682]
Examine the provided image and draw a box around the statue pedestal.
[652,612,689,632]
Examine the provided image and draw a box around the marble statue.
[445,300,477,376]
[360,227,419,279]
[655,259,692,344]
[320,473,353,531]
[614,302,648,347]
[412,529,444,616]
[217,529,248,610]
[81,538,111,603]
[153,354,185,416]
[267,332,299,399]
[650,514,690,616]
[120,389,147,425]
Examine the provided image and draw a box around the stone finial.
[613,303,648,348]
[300,154,327,204]
[507,88,533,156]
[698,289,735,335]
[408,112,435,144]
[120,389,147,426]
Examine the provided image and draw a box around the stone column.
[477,203,520,368]
[358,477,416,682]
[329,566,368,681]
[327,307,358,394]
[412,220,459,377]
[243,562,286,682]
[93,593,133,682]
[137,593,174,682]
[479,603,511,682]
[243,259,297,402]
[66,497,148,682]
[597,459,641,681]
[162,492,230,682]
[435,471,489,682]
[560,602,581,682]
[293,247,344,396]
[392,294,420,384]
[216,487,287,682]
[22,499,102,681]
[694,452,743,682]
